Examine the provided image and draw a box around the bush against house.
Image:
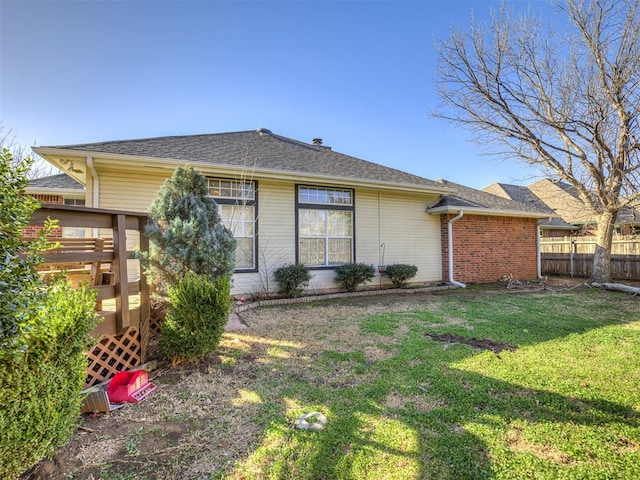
[273,263,311,298]
[0,148,98,480]
[335,263,375,292]
[384,264,418,288]
[139,166,236,289]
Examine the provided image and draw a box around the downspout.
[87,156,99,208]
[87,156,99,238]
[448,211,466,288]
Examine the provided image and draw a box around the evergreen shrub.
[0,281,98,480]
[384,264,418,288]
[273,263,311,298]
[335,263,375,292]
[159,274,232,365]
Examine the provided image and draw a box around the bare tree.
[434,0,640,283]
[0,124,57,179]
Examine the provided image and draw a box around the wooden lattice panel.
[85,327,141,388]
[149,297,168,334]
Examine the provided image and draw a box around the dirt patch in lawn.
[424,333,517,353]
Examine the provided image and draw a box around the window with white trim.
[207,178,257,270]
[297,186,354,267]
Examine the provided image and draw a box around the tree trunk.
[591,211,617,283]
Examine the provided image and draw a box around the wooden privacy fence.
[30,204,149,387]
[540,235,640,279]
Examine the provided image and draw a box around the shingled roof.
[28,173,84,190]
[483,182,575,230]
[40,129,447,192]
[428,179,552,218]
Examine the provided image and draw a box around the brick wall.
[23,195,65,238]
[441,214,538,283]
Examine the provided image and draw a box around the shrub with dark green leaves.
[334,263,375,292]
[159,273,232,365]
[273,263,311,298]
[0,281,98,480]
[384,264,418,288]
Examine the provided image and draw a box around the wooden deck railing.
[30,204,150,386]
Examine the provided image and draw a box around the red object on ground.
[107,370,156,404]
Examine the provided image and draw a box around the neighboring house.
[484,179,640,236]
[25,173,87,238]
[27,172,86,205]
[33,128,550,294]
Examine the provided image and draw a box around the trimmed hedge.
[0,281,98,480]
[159,273,232,365]
[384,264,418,288]
[334,263,375,292]
[273,263,311,298]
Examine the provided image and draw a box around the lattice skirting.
[149,297,168,334]
[85,327,142,388]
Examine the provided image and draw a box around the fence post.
[112,213,130,332]
[569,237,575,277]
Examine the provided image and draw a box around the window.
[63,198,86,206]
[207,178,257,270]
[297,186,354,267]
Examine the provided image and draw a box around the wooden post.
[138,221,150,362]
[570,237,575,277]
[112,214,130,332]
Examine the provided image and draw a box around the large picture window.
[297,186,354,267]
[208,178,257,271]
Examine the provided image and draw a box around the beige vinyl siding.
[231,180,296,295]
[92,165,442,295]
[376,191,442,284]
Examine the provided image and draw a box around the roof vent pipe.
[448,211,467,288]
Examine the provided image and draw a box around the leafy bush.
[334,263,375,292]
[0,281,98,480]
[384,264,418,288]
[0,148,55,348]
[139,166,237,290]
[159,274,232,365]
[273,263,311,298]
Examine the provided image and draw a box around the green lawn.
[224,289,640,479]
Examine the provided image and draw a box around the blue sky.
[1,0,556,189]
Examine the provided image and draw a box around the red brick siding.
[22,195,65,238]
[32,194,64,204]
[441,214,538,283]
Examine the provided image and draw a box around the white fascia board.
[33,148,453,196]
[427,205,556,219]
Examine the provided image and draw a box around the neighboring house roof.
[484,182,576,230]
[484,179,640,228]
[427,179,553,219]
[29,173,85,190]
[35,129,449,194]
[27,173,86,197]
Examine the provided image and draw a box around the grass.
[49,287,640,479]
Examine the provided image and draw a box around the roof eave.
[33,147,453,196]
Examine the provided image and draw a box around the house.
[484,179,640,236]
[33,129,550,294]
[27,173,86,206]
[25,173,87,238]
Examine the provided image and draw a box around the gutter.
[86,156,99,208]
[447,211,466,288]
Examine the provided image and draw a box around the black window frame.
[207,177,258,273]
[295,184,355,269]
